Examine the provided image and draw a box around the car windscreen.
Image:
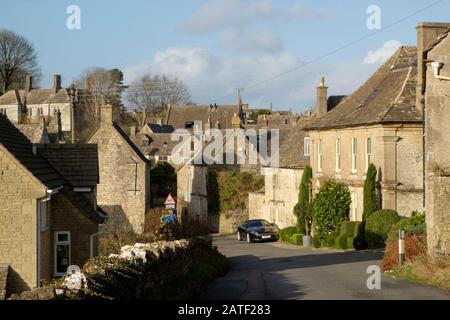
[247,221,263,228]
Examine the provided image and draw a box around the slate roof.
[15,124,50,144]
[0,90,25,105]
[0,88,71,106]
[167,104,242,129]
[133,132,178,157]
[146,123,175,133]
[0,113,65,189]
[305,46,422,131]
[0,113,106,224]
[36,144,99,187]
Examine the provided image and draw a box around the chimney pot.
[25,75,33,92]
[53,74,62,93]
[316,76,328,115]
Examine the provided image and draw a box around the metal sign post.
[398,229,405,266]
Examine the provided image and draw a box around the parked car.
[237,219,279,243]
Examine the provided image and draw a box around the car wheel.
[246,233,252,243]
[237,231,241,241]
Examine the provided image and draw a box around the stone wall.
[425,33,450,255]
[50,193,99,273]
[308,125,424,219]
[248,168,302,229]
[177,164,208,224]
[0,147,45,294]
[89,112,150,235]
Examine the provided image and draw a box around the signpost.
[164,193,177,211]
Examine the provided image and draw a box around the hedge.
[365,209,400,249]
[279,227,304,246]
[387,212,426,241]
[326,231,340,248]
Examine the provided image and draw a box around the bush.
[313,236,322,248]
[293,166,312,234]
[363,164,379,220]
[326,231,340,248]
[340,221,357,237]
[336,234,349,249]
[381,234,427,272]
[312,180,351,243]
[291,233,303,246]
[388,212,426,241]
[279,227,298,243]
[353,235,368,250]
[365,209,400,249]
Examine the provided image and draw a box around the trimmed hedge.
[366,209,400,249]
[327,231,340,248]
[313,236,323,248]
[387,212,426,241]
[279,227,304,246]
[353,235,368,250]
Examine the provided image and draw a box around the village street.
[204,236,450,300]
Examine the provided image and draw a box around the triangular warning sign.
[164,193,176,206]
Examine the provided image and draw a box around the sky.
[1,0,450,113]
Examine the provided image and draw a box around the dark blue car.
[237,219,279,243]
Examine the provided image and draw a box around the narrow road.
[204,235,450,300]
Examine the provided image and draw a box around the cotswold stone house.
[0,113,106,295]
[88,105,151,235]
[248,124,310,229]
[421,22,450,255]
[305,46,424,220]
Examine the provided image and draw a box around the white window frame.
[317,139,323,172]
[54,231,71,276]
[335,138,341,173]
[365,137,372,172]
[351,138,357,173]
[304,137,311,156]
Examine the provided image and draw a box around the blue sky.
[1,0,449,112]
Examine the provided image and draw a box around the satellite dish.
[66,265,81,275]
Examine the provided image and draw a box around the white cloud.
[179,0,309,34]
[238,31,283,54]
[363,40,402,64]
[123,47,378,113]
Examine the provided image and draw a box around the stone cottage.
[248,122,311,229]
[88,104,151,235]
[0,113,106,296]
[420,22,450,255]
[305,46,424,220]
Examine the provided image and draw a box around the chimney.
[53,74,62,93]
[48,110,62,141]
[316,76,328,115]
[100,104,113,125]
[416,22,450,113]
[130,126,137,137]
[25,75,33,92]
[231,113,241,130]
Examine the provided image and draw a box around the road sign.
[165,204,176,210]
[164,193,176,206]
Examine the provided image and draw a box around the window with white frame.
[304,137,311,156]
[335,138,341,172]
[37,107,43,116]
[365,137,372,172]
[54,231,71,275]
[317,139,323,172]
[28,108,32,117]
[351,138,357,173]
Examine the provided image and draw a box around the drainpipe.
[430,62,450,81]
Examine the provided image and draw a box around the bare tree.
[127,74,191,127]
[0,30,41,94]
[76,67,126,128]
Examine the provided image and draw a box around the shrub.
[335,234,349,249]
[340,221,357,237]
[353,235,368,250]
[293,165,312,234]
[279,227,298,243]
[363,164,379,220]
[313,236,322,248]
[365,209,400,249]
[388,212,426,241]
[326,231,340,248]
[312,180,351,243]
[381,234,427,272]
[291,233,303,246]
